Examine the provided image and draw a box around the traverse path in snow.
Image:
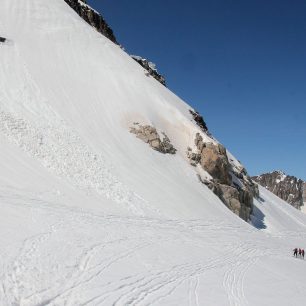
[1,0,306,305]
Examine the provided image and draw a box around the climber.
[302,249,305,259]
[299,248,302,257]
[293,248,298,257]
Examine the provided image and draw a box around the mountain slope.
[1,0,306,305]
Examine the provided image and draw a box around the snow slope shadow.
[250,197,267,230]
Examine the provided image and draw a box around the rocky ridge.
[64,0,118,44]
[252,171,306,209]
[64,0,166,86]
[131,56,166,86]
[189,110,209,133]
[188,133,259,221]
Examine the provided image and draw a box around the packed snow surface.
[1,0,306,305]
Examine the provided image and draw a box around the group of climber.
[293,248,304,259]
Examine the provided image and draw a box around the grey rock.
[130,125,176,154]
[64,0,118,44]
[189,110,209,133]
[252,171,305,210]
[131,56,166,86]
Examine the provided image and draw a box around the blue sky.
[88,0,306,180]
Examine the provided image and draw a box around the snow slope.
[1,0,306,305]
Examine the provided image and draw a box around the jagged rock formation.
[130,124,176,154]
[63,0,118,44]
[252,171,305,209]
[131,56,166,86]
[189,110,208,133]
[0,37,6,43]
[188,133,258,221]
[199,142,231,185]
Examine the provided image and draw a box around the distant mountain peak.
[253,171,305,209]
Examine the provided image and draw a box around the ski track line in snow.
[50,241,154,306]
[0,206,238,305]
[222,245,264,306]
[87,244,243,306]
[2,219,67,306]
[0,186,280,306]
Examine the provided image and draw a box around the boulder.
[200,142,231,185]
[130,124,176,154]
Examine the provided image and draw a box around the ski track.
[0,191,270,306]
[222,246,261,306]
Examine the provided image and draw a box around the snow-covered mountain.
[1,1,306,305]
[253,170,306,210]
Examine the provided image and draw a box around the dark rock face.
[252,171,305,209]
[130,124,176,154]
[0,37,6,43]
[63,0,118,44]
[189,110,208,133]
[188,133,258,221]
[131,56,166,86]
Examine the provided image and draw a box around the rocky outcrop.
[64,1,167,86]
[189,133,258,221]
[130,124,176,154]
[189,110,208,133]
[0,37,6,43]
[131,56,166,86]
[200,143,231,185]
[64,0,118,44]
[252,171,305,209]
[200,178,254,221]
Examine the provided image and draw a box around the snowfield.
[1,0,306,305]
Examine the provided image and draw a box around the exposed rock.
[252,171,305,210]
[189,110,209,133]
[200,143,231,185]
[0,37,6,43]
[131,56,166,86]
[130,124,176,154]
[63,0,118,44]
[190,133,258,221]
[199,176,255,221]
[186,150,201,167]
[64,1,167,86]
[192,133,231,185]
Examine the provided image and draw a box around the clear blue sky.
[88,0,306,180]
